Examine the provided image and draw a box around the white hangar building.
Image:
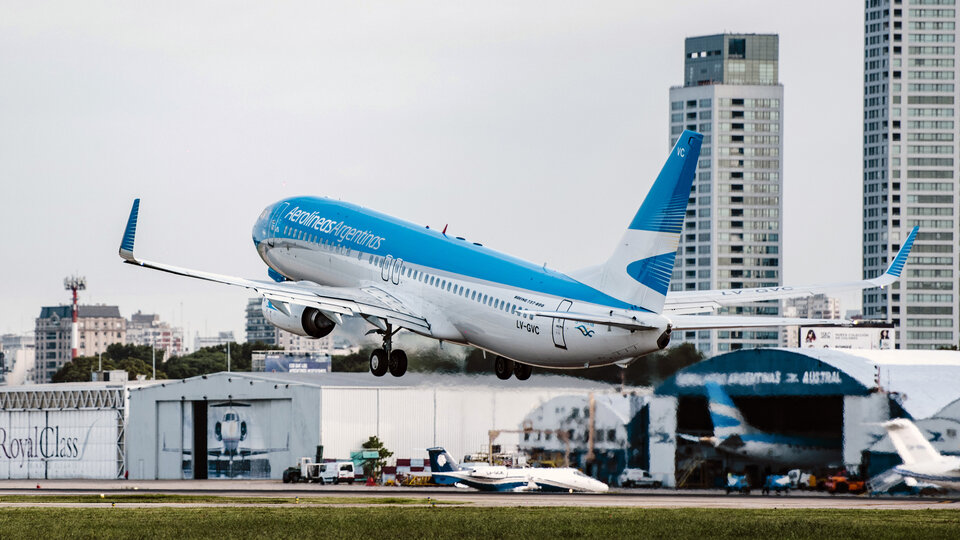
[125,371,620,480]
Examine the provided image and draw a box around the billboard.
[0,410,120,479]
[264,352,331,374]
[800,326,894,350]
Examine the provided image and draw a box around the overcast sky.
[0,1,864,344]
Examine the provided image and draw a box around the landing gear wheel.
[370,348,388,377]
[389,349,408,377]
[494,356,514,380]
[513,362,532,381]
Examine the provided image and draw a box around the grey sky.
[0,1,864,343]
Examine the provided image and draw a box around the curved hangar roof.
[655,348,960,419]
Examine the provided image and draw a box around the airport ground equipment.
[282,458,355,484]
[617,468,662,488]
[762,475,791,495]
[725,473,750,494]
[787,469,815,490]
[825,470,866,494]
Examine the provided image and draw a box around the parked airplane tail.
[705,382,750,439]
[583,131,702,313]
[427,447,461,472]
[883,418,942,465]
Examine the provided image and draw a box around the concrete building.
[34,305,126,383]
[244,297,333,352]
[669,34,784,356]
[0,333,35,386]
[862,1,960,349]
[781,294,841,347]
[193,331,235,351]
[126,311,183,360]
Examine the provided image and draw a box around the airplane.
[882,418,960,491]
[679,382,842,466]
[213,401,249,455]
[118,129,917,380]
[427,447,609,493]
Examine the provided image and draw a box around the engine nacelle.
[261,298,336,339]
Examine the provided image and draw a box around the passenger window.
[471,291,476,300]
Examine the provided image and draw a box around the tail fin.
[586,131,702,312]
[705,382,751,439]
[427,447,460,472]
[883,418,942,465]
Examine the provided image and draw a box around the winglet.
[119,199,140,262]
[884,226,919,278]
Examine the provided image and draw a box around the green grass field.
[0,494,452,505]
[0,507,958,539]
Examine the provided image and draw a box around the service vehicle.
[762,474,791,495]
[725,473,751,494]
[282,458,355,484]
[617,468,662,488]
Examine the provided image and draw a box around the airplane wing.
[118,200,430,334]
[663,227,918,315]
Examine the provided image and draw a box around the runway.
[0,480,957,510]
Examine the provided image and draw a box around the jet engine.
[261,298,336,338]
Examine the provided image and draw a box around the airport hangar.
[123,372,635,481]
[647,348,960,488]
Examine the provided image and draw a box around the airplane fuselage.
[895,458,960,491]
[252,197,669,368]
[721,436,842,467]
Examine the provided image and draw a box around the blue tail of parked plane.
[574,131,702,313]
[705,382,750,439]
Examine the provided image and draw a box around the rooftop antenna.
[64,275,86,359]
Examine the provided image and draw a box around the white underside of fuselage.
[258,238,667,369]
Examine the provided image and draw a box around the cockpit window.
[224,413,238,421]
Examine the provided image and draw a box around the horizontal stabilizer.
[663,226,918,314]
[668,315,849,331]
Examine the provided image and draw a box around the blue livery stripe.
[709,413,742,429]
[267,197,647,311]
[628,131,702,233]
[886,226,918,278]
[625,252,676,295]
[705,382,737,408]
[120,199,140,254]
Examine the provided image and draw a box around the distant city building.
[1,333,35,385]
[125,311,184,360]
[781,294,841,347]
[862,3,959,349]
[194,331,235,351]
[244,298,333,352]
[669,33,784,355]
[245,298,278,345]
[35,305,126,383]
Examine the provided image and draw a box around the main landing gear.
[494,356,532,381]
[369,323,407,377]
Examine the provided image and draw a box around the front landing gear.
[368,322,408,377]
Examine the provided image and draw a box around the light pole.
[227,341,231,372]
[63,276,86,359]
[152,337,156,379]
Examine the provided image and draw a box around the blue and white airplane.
[680,382,842,466]
[427,447,608,492]
[118,130,917,380]
[883,418,960,491]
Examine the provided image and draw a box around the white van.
[318,461,356,484]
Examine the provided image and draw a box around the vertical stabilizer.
[427,447,461,472]
[883,419,942,465]
[588,131,702,313]
[705,382,751,439]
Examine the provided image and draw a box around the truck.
[282,457,356,484]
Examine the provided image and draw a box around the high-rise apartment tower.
[863,0,959,349]
[669,34,784,356]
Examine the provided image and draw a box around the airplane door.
[552,299,573,349]
[267,202,290,247]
